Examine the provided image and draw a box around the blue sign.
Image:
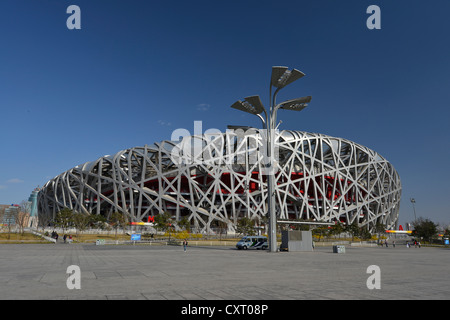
[445,239,449,245]
[131,234,141,241]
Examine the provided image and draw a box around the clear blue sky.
[1,0,449,227]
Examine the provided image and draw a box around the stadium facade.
[37,130,401,233]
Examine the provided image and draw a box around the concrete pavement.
[0,243,449,301]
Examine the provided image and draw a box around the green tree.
[329,222,345,239]
[72,212,90,238]
[178,217,191,232]
[109,212,128,239]
[345,221,360,241]
[236,217,256,236]
[412,217,438,243]
[155,212,175,240]
[89,214,107,230]
[374,222,387,245]
[154,212,171,232]
[55,208,73,234]
[444,226,450,237]
[312,226,328,241]
[359,227,372,240]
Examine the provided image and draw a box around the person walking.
[183,239,188,252]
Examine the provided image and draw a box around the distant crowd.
[50,231,73,243]
[382,239,421,248]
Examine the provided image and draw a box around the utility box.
[280,230,313,252]
[333,245,346,253]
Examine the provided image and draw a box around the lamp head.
[278,96,312,111]
[231,95,265,115]
[271,66,305,89]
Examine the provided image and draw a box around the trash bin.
[333,245,345,253]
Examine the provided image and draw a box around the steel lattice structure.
[38,130,401,233]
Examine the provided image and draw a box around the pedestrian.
[385,239,388,247]
[183,239,188,252]
[63,234,67,243]
[393,240,395,248]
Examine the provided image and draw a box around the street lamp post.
[410,198,417,222]
[231,66,311,252]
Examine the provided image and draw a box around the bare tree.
[0,206,5,226]
[17,200,32,235]
[38,210,51,234]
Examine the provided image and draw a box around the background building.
[38,130,401,233]
[27,188,40,228]
[1,204,19,226]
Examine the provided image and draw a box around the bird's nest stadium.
[37,129,401,234]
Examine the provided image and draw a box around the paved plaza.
[0,243,449,301]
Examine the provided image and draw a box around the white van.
[236,236,268,250]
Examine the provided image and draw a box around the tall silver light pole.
[410,198,417,222]
[231,66,311,252]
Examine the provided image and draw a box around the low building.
[2,205,20,226]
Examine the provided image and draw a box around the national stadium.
[37,129,402,234]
